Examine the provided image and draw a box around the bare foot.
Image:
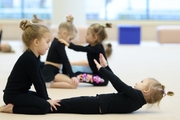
[0,104,13,113]
[0,105,6,112]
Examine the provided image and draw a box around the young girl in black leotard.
[48,53,174,114]
[42,15,79,89]
[0,20,60,114]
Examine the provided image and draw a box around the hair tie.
[66,14,74,23]
[99,24,105,29]
[66,14,72,18]
[163,90,166,96]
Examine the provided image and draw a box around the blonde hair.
[32,14,43,23]
[0,43,14,53]
[58,15,77,36]
[145,78,174,106]
[19,20,50,49]
[89,23,112,44]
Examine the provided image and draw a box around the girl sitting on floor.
[0,20,60,114]
[41,15,79,89]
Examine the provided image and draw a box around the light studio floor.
[0,40,180,120]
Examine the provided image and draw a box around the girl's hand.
[58,39,69,47]
[99,53,108,67]
[94,53,108,70]
[71,77,79,86]
[47,99,61,111]
[94,59,102,71]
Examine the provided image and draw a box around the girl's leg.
[49,96,100,114]
[70,60,92,73]
[76,72,109,86]
[70,60,89,66]
[61,60,91,73]
[3,93,50,114]
[50,73,78,89]
[71,66,92,73]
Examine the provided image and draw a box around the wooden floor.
[0,40,180,120]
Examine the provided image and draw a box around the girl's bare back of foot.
[0,104,13,113]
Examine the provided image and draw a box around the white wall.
[52,0,86,26]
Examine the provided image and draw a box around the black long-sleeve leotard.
[3,50,50,100]
[46,38,75,77]
[69,43,107,74]
[51,66,147,114]
[97,66,147,113]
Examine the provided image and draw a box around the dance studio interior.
[0,0,180,119]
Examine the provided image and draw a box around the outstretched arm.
[93,53,108,69]
[94,54,133,94]
[59,39,105,54]
[94,53,112,72]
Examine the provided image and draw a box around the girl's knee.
[39,102,50,114]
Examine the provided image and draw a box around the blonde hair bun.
[167,91,174,96]
[105,23,112,28]
[107,43,112,48]
[66,15,74,23]
[20,20,31,31]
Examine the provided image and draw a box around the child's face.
[62,31,76,43]
[134,78,150,91]
[85,29,97,45]
[66,32,76,43]
[37,32,51,55]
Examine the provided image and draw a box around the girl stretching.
[49,53,174,114]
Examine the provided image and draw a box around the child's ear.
[61,30,67,38]
[33,39,39,47]
[93,35,98,40]
[143,88,150,94]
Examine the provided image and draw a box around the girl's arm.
[56,43,75,77]
[25,56,50,100]
[58,39,70,47]
[58,39,104,53]
[94,54,135,95]
[99,67,132,93]
[69,43,103,53]
[99,67,138,98]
